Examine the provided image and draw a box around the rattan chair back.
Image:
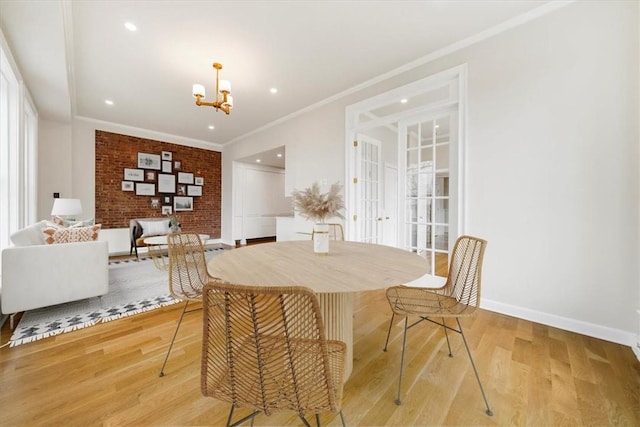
[201,282,346,419]
[441,235,487,315]
[167,232,209,301]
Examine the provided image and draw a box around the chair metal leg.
[159,300,189,377]
[226,405,260,427]
[315,413,321,426]
[383,312,396,351]
[299,415,312,427]
[442,317,453,357]
[457,318,493,416]
[395,316,409,405]
[338,410,346,427]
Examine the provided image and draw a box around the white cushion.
[139,219,170,238]
[9,221,48,246]
[404,273,447,288]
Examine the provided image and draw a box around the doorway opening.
[345,65,467,275]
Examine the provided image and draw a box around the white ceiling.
[0,0,552,147]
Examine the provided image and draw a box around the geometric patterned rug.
[9,247,225,347]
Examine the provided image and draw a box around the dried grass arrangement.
[291,182,344,223]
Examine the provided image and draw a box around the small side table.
[143,234,210,270]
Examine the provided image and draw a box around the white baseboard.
[481,298,638,361]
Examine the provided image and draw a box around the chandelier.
[192,62,233,115]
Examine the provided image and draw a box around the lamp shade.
[51,198,83,216]
[218,79,231,94]
[192,84,205,98]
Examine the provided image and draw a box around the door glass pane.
[435,144,449,170]
[418,173,432,197]
[406,199,417,222]
[434,199,448,223]
[435,175,449,197]
[435,225,448,251]
[407,149,418,169]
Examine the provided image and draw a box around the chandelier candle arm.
[192,62,233,115]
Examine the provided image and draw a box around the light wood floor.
[1,287,639,425]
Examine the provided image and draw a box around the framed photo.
[174,196,193,211]
[146,171,155,181]
[136,183,155,196]
[162,161,172,173]
[162,151,172,161]
[151,198,160,208]
[174,161,181,170]
[177,184,186,196]
[187,185,202,196]
[124,168,144,181]
[161,205,173,215]
[138,152,161,170]
[178,172,194,184]
[158,174,176,193]
[163,196,172,204]
[122,181,134,191]
[195,177,204,186]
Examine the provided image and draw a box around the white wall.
[37,120,72,218]
[221,1,639,346]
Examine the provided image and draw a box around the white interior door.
[353,135,382,243]
[383,164,398,247]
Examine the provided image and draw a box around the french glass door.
[398,110,457,276]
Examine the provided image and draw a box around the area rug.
[9,247,225,347]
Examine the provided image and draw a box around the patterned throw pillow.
[42,224,102,244]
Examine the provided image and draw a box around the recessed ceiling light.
[270,88,278,94]
[256,159,261,163]
[400,98,408,104]
[276,153,283,158]
[208,125,215,130]
[105,100,114,106]
[124,22,137,32]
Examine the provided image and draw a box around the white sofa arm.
[1,240,109,315]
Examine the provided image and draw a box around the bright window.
[0,33,38,270]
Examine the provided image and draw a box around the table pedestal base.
[318,292,354,379]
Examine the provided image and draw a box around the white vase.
[313,223,330,255]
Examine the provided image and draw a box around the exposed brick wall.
[95,130,221,238]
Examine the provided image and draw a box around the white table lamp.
[51,198,83,221]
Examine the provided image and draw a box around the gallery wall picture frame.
[162,205,173,215]
[151,198,160,208]
[162,161,172,173]
[138,152,161,170]
[162,151,172,161]
[178,172,193,184]
[124,168,144,181]
[195,177,204,185]
[174,161,181,170]
[136,183,156,196]
[187,185,202,196]
[122,181,134,191]
[177,184,186,195]
[163,195,172,204]
[158,173,176,193]
[146,171,156,181]
[174,196,193,211]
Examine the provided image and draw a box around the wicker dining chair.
[159,232,219,377]
[383,235,493,416]
[311,223,344,241]
[201,282,347,427]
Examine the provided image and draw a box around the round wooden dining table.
[207,240,430,378]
